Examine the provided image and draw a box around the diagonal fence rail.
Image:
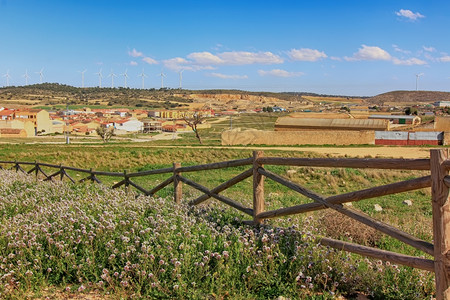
[1,149,450,299]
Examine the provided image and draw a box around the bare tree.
[96,126,115,142]
[182,112,205,144]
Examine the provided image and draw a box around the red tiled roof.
[114,119,130,124]
[0,110,14,116]
[0,128,23,134]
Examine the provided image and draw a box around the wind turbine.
[23,69,30,86]
[3,70,11,87]
[138,69,147,89]
[121,69,128,88]
[79,69,87,88]
[35,68,44,84]
[95,68,103,88]
[415,73,424,91]
[178,70,184,89]
[108,69,117,88]
[159,70,166,89]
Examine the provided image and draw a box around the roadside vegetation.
[0,170,435,299]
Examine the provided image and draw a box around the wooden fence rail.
[1,149,449,299]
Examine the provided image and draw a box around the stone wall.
[222,129,375,146]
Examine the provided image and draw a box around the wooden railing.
[1,149,450,299]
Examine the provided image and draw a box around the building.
[435,101,450,107]
[13,109,52,134]
[275,117,389,131]
[368,114,421,125]
[375,131,443,145]
[113,118,143,133]
[142,119,162,132]
[0,109,14,121]
[0,119,35,137]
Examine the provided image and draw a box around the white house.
[114,118,143,134]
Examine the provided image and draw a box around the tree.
[405,107,418,116]
[96,126,115,142]
[182,112,205,144]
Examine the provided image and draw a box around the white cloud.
[395,9,425,21]
[218,51,283,65]
[187,52,224,65]
[128,48,143,57]
[423,46,436,52]
[392,57,427,65]
[163,50,282,71]
[209,73,248,79]
[258,69,304,77]
[287,48,327,61]
[392,44,411,54]
[130,61,138,66]
[345,45,391,61]
[440,56,450,62]
[163,57,214,71]
[142,57,158,65]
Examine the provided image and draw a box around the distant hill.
[0,83,308,109]
[368,90,450,105]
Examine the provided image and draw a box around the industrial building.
[275,117,389,131]
[368,114,421,125]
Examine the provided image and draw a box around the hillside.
[368,90,450,105]
[0,83,311,111]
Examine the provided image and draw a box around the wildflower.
[120,280,129,287]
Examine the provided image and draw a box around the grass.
[0,170,436,299]
[0,128,441,298]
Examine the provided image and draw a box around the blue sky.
[0,0,449,96]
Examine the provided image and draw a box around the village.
[2,99,450,147]
[0,106,217,138]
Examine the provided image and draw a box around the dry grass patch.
[318,210,382,247]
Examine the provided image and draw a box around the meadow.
[0,169,435,299]
[0,113,441,298]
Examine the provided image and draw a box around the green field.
[0,113,440,298]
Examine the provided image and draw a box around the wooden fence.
[1,149,450,299]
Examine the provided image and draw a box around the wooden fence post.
[35,161,39,180]
[124,170,129,193]
[173,162,182,204]
[431,149,450,300]
[253,151,265,225]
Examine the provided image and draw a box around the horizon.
[4,82,450,100]
[1,1,450,96]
